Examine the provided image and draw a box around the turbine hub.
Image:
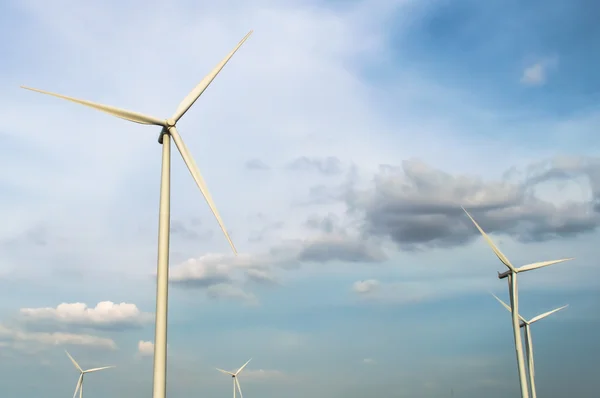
[166,118,176,127]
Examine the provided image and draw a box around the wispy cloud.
[242,369,295,382]
[363,358,376,365]
[286,156,344,176]
[520,56,559,86]
[245,159,271,171]
[0,324,117,351]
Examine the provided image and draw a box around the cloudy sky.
[1,0,599,397]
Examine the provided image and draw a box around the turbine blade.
[235,358,252,375]
[21,86,166,126]
[235,377,244,398]
[490,292,527,323]
[527,327,536,377]
[461,207,516,272]
[529,305,568,324]
[216,368,235,376]
[524,326,532,371]
[172,30,253,122]
[84,365,115,373]
[65,350,83,372]
[516,258,574,273]
[169,126,237,254]
[73,374,83,398]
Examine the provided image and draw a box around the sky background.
[0,0,599,397]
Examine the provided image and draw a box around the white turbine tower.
[462,207,573,398]
[65,350,115,398]
[22,31,253,398]
[492,293,568,398]
[216,359,252,398]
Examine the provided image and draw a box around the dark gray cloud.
[298,235,386,263]
[305,213,341,234]
[300,212,385,263]
[286,156,343,175]
[170,273,231,289]
[343,157,600,250]
[245,159,271,170]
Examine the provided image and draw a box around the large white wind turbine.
[462,207,573,398]
[492,294,568,398]
[65,350,115,398]
[216,359,252,398]
[22,31,253,398]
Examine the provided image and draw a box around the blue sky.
[0,0,599,397]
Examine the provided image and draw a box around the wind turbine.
[21,31,253,398]
[216,358,252,398]
[65,350,115,398]
[461,207,573,398]
[492,293,568,398]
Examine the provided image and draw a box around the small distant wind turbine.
[216,359,252,398]
[492,293,568,398]
[462,207,573,398]
[22,30,253,398]
[65,350,115,398]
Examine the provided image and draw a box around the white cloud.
[352,279,381,295]
[138,340,154,356]
[20,301,153,330]
[169,255,235,286]
[241,369,296,383]
[168,254,262,305]
[363,358,376,365]
[0,324,116,350]
[137,340,170,357]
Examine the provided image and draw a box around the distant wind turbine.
[462,207,573,398]
[65,350,114,398]
[492,293,568,398]
[22,30,253,398]
[216,359,252,398]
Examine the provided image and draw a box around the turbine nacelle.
[461,207,574,278]
[23,29,253,398]
[497,258,574,279]
[491,293,569,326]
[65,350,114,398]
[216,358,252,398]
[463,205,572,398]
[20,27,254,257]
